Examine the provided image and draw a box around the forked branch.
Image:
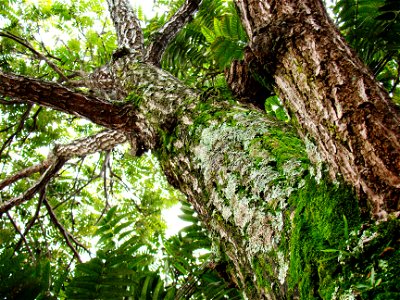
[0,158,66,214]
[0,31,69,82]
[0,130,128,212]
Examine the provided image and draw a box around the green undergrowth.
[285,174,400,299]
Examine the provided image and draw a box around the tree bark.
[234,0,400,218]
[1,0,399,299]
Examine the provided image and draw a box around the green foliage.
[200,8,247,68]
[0,0,116,79]
[264,95,290,122]
[333,218,400,299]
[335,0,400,70]
[0,249,51,299]
[334,0,400,102]
[161,0,247,89]
[66,249,173,300]
[65,201,241,299]
[65,202,171,299]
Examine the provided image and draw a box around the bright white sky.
[130,0,158,19]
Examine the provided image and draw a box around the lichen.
[192,108,309,258]
[159,99,399,299]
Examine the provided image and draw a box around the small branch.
[0,130,127,191]
[0,159,51,190]
[0,158,66,214]
[0,104,33,159]
[43,195,83,263]
[108,168,142,213]
[6,211,35,259]
[145,0,203,66]
[0,31,69,82]
[96,151,112,224]
[14,190,46,252]
[106,0,144,58]
[102,151,111,209]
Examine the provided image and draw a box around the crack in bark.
[238,0,400,216]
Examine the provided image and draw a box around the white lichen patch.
[192,108,308,257]
[277,251,289,285]
[304,136,323,182]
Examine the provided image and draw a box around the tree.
[0,0,399,299]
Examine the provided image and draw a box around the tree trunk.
[235,0,400,218]
[1,0,399,299]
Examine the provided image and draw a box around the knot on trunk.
[225,47,274,109]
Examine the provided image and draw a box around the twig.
[43,195,83,263]
[96,151,112,224]
[14,189,46,252]
[0,104,33,159]
[0,159,51,190]
[6,211,35,260]
[0,31,69,82]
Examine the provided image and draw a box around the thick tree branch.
[106,0,144,58]
[0,71,138,131]
[0,130,127,191]
[53,130,127,159]
[145,0,203,66]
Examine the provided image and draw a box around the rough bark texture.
[0,72,136,131]
[235,0,400,218]
[106,0,144,57]
[159,102,311,298]
[1,0,399,299]
[225,48,274,109]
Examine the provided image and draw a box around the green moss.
[286,174,362,299]
[158,95,399,299]
[285,173,400,300]
[125,90,143,108]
